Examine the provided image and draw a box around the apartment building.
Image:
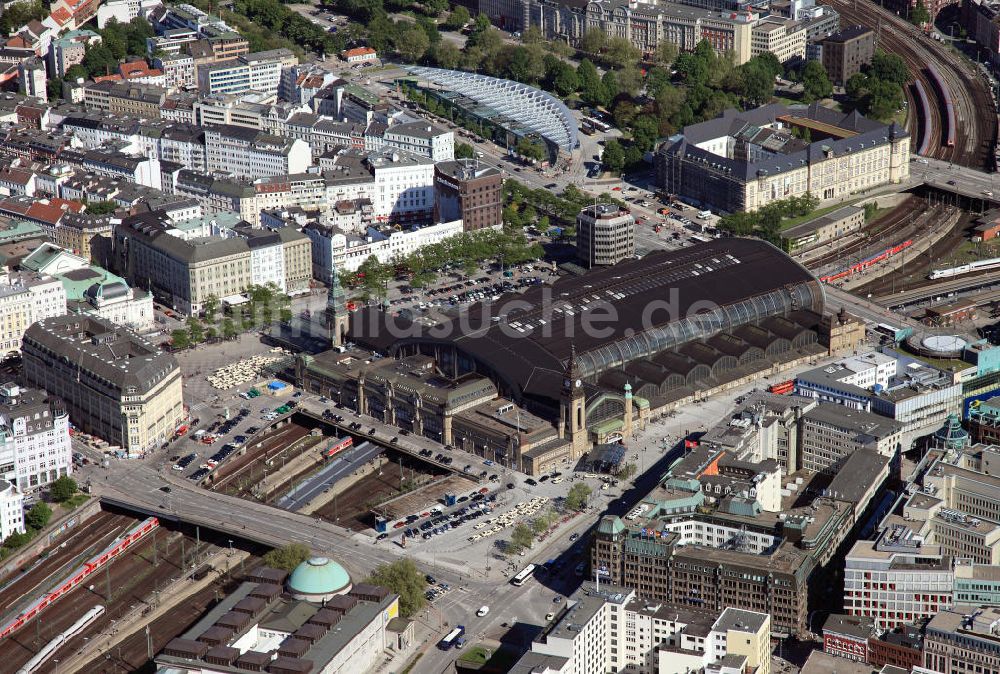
[82,80,167,119]
[657,103,910,213]
[821,25,876,85]
[700,391,817,473]
[844,527,954,631]
[114,210,310,313]
[303,219,463,275]
[924,605,1000,674]
[170,170,258,225]
[203,124,311,179]
[0,478,25,540]
[48,28,101,79]
[152,53,195,89]
[0,268,67,357]
[253,173,329,215]
[0,383,73,494]
[196,48,297,97]
[286,114,367,158]
[799,404,903,473]
[22,315,183,455]
[519,582,772,674]
[321,148,435,223]
[750,16,807,62]
[368,120,454,162]
[22,242,154,332]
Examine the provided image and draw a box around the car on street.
[477,606,490,616]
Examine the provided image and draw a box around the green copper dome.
[287,557,351,600]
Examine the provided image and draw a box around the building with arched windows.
[298,239,855,472]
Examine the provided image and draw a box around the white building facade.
[0,270,68,358]
[0,479,25,540]
[0,384,73,494]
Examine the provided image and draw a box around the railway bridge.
[909,158,999,203]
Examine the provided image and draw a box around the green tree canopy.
[442,5,471,29]
[455,142,476,159]
[171,329,191,350]
[869,50,909,87]
[579,27,607,55]
[602,139,625,173]
[26,502,52,530]
[432,41,461,69]
[366,558,427,617]
[50,476,78,502]
[262,543,311,571]
[565,483,592,510]
[396,24,430,63]
[800,60,832,103]
[508,523,534,554]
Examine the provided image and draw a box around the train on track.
[17,605,105,673]
[929,257,1000,279]
[819,240,914,283]
[323,435,353,458]
[926,64,956,148]
[913,79,933,156]
[0,517,158,640]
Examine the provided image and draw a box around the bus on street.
[438,625,466,650]
[511,564,536,586]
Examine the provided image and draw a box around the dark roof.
[661,103,907,183]
[824,448,890,503]
[823,25,874,43]
[823,613,875,639]
[23,314,179,393]
[352,239,821,405]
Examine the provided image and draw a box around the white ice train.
[17,605,105,673]
[928,257,1000,279]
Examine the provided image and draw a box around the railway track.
[0,525,213,672]
[0,512,130,610]
[806,197,926,272]
[827,0,996,169]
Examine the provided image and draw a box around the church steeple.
[325,269,348,347]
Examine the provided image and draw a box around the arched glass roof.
[402,65,579,152]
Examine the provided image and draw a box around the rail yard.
[826,0,998,169]
[0,510,224,673]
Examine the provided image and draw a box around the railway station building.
[305,239,864,471]
[656,103,910,213]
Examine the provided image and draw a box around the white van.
[697,210,712,220]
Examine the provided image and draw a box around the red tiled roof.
[342,47,376,58]
[0,168,34,186]
[50,197,84,213]
[120,61,150,77]
[50,7,72,25]
[94,74,123,83]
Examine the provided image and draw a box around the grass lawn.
[898,346,969,372]
[458,646,493,665]
[457,644,518,671]
[779,202,849,231]
[60,494,90,511]
[942,239,1000,266]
